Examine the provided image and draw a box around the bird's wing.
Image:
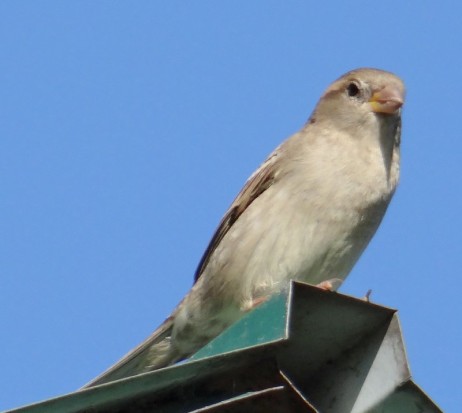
[194,149,282,282]
[83,147,283,387]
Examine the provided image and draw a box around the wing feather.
[194,150,282,282]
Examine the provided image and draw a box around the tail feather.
[82,315,179,388]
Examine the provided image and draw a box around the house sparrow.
[84,68,405,387]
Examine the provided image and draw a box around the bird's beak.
[369,85,404,115]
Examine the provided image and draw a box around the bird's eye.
[346,82,360,97]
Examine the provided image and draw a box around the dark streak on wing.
[194,153,280,283]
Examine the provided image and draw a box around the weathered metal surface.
[373,380,443,413]
[3,281,442,413]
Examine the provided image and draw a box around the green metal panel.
[191,287,290,360]
[3,282,442,413]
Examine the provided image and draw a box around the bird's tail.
[81,315,180,388]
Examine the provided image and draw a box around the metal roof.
[4,282,442,413]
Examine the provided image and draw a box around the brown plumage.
[84,68,405,388]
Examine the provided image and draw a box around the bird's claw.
[316,278,343,291]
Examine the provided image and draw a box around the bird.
[83,68,405,387]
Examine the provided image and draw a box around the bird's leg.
[241,296,269,312]
[250,296,268,308]
[315,278,343,291]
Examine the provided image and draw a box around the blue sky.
[0,2,459,411]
